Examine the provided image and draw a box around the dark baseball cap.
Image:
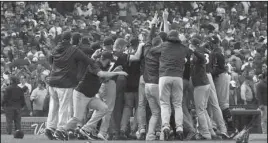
[152,36,162,47]
[167,30,180,41]
[209,35,219,44]
[130,37,139,47]
[9,76,19,84]
[190,38,201,46]
[109,34,117,41]
[190,35,202,46]
[158,31,167,41]
[90,42,101,51]
[101,51,113,61]
[103,37,114,46]
[61,31,72,41]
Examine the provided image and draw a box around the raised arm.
[147,12,158,43]
[129,43,145,61]
[193,50,206,62]
[189,44,206,63]
[163,9,169,33]
[91,49,102,60]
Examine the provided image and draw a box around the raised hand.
[163,8,169,21]
[91,49,102,59]
[151,11,158,25]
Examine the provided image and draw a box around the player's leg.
[214,73,236,136]
[54,88,73,140]
[171,77,184,140]
[45,86,59,140]
[261,105,267,134]
[130,92,139,138]
[159,76,172,141]
[13,108,22,131]
[65,90,90,131]
[137,75,147,140]
[183,79,196,140]
[98,80,116,140]
[80,96,109,140]
[193,85,211,140]
[109,75,126,139]
[4,107,14,134]
[120,92,135,138]
[207,73,228,138]
[145,83,161,141]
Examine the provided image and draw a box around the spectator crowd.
[1,1,267,140]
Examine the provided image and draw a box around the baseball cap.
[210,35,220,44]
[167,30,180,41]
[101,51,113,61]
[130,37,139,47]
[9,76,19,85]
[72,32,82,40]
[109,34,117,41]
[61,31,72,41]
[103,37,114,46]
[90,42,101,51]
[190,37,201,46]
[158,32,167,41]
[152,36,162,47]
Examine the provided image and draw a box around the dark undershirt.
[75,61,109,98]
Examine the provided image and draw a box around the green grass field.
[1,134,267,143]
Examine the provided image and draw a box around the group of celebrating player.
[44,10,238,141]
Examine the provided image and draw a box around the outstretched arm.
[97,71,128,78]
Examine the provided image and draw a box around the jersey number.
[204,54,209,64]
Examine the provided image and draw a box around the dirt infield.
[1,134,267,143]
